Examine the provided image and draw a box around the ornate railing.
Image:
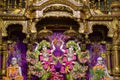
[0,0,26,10]
[90,0,113,13]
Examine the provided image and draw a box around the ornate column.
[2,40,8,75]
[112,41,120,80]
[106,43,112,74]
[104,0,107,10]
[27,43,33,80]
[19,0,22,8]
[0,18,3,75]
[111,18,120,79]
[26,19,36,79]
[98,0,101,10]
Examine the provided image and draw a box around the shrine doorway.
[2,24,28,80]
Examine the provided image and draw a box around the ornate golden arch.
[2,21,27,37]
[35,0,82,11]
[88,21,114,38]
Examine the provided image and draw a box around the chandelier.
[63,26,78,36]
[38,26,53,37]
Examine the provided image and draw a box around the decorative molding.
[35,4,80,18]
[43,11,73,18]
[0,16,26,20]
[43,5,73,14]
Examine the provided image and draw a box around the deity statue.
[7,41,21,66]
[35,40,56,72]
[60,40,81,73]
[3,57,23,80]
[90,57,113,80]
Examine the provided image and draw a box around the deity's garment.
[3,64,23,80]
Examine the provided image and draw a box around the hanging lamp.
[38,26,53,37]
[63,26,78,36]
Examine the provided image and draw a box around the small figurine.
[3,57,23,80]
[91,57,113,80]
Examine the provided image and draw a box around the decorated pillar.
[106,43,112,74]
[0,21,2,75]
[27,43,33,80]
[98,0,101,10]
[2,41,8,75]
[111,18,120,80]
[26,19,37,79]
[112,41,120,80]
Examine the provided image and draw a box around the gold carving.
[33,0,84,10]
[43,5,73,15]
[111,18,119,42]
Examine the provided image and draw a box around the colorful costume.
[35,40,55,72]
[60,40,78,73]
[61,50,76,73]
[39,50,55,71]
[3,64,23,80]
[7,42,21,66]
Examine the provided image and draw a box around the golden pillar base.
[113,74,120,80]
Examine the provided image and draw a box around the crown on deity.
[38,40,50,50]
[66,40,77,49]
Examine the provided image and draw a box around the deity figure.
[91,57,113,80]
[60,40,81,73]
[35,40,56,72]
[7,41,21,66]
[3,57,23,80]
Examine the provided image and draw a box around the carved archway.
[5,24,26,41]
[88,21,114,38]
[89,24,112,42]
[2,21,27,37]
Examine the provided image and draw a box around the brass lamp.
[38,26,53,37]
[63,26,78,36]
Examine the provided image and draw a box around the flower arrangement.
[50,72,64,80]
[72,62,88,79]
[90,69,105,80]
[78,50,90,63]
